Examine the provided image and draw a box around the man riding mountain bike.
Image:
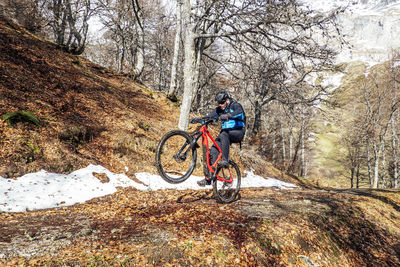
[197,91,246,186]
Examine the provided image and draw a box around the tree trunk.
[119,42,126,72]
[372,141,384,188]
[290,128,302,175]
[272,132,277,163]
[53,0,66,45]
[168,0,182,98]
[350,167,354,188]
[391,114,399,188]
[381,141,387,188]
[300,120,305,177]
[366,140,373,186]
[132,0,144,80]
[281,124,286,166]
[289,117,293,163]
[64,0,89,55]
[251,101,262,137]
[191,39,204,111]
[178,0,196,131]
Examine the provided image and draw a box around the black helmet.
[215,91,229,102]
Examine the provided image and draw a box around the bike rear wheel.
[213,160,241,203]
[155,130,197,183]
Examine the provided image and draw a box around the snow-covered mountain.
[302,0,400,66]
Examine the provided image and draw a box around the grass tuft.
[2,110,40,126]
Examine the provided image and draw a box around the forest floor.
[0,16,399,266]
[1,188,399,266]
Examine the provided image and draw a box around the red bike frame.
[196,124,233,183]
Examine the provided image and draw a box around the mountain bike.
[155,117,241,203]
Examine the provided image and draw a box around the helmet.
[215,91,229,102]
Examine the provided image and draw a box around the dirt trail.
[1,187,399,266]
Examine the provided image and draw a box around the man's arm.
[206,108,219,119]
[229,102,244,118]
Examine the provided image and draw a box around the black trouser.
[210,127,245,166]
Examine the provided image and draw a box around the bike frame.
[191,123,233,183]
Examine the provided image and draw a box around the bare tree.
[46,0,93,55]
[97,0,137,72]
[145,0,175,90]
[337,55,400,188]
[387,52,400,188]
[176,0,344,130]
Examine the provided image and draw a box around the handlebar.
[189,117,218,125]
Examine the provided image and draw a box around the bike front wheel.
[213,160,241,203]
[155,130,197,183]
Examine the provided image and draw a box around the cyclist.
[197,91,246,186]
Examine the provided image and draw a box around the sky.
[0,165,297,213]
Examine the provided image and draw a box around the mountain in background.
[303,0,400,67]
[301,1,400,187]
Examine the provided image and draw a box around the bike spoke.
[156,130,197,184]
[213,161,241,203]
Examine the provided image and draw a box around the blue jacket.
[208,98,246,130]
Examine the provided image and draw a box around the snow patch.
[0,165,297,213]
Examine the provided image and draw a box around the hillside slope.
[0,16,179,179]
[0,17,399,266]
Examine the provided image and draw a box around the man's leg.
[210,131,230,163]
[218,131,230,163]
[207,131,230,170]
[228,127,246,144]
[213,128,245,163]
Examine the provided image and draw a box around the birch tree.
[178,0,197,130]
[168,0,182,100]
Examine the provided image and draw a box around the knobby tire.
[213,160,241,203]
[155,130,197,184]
